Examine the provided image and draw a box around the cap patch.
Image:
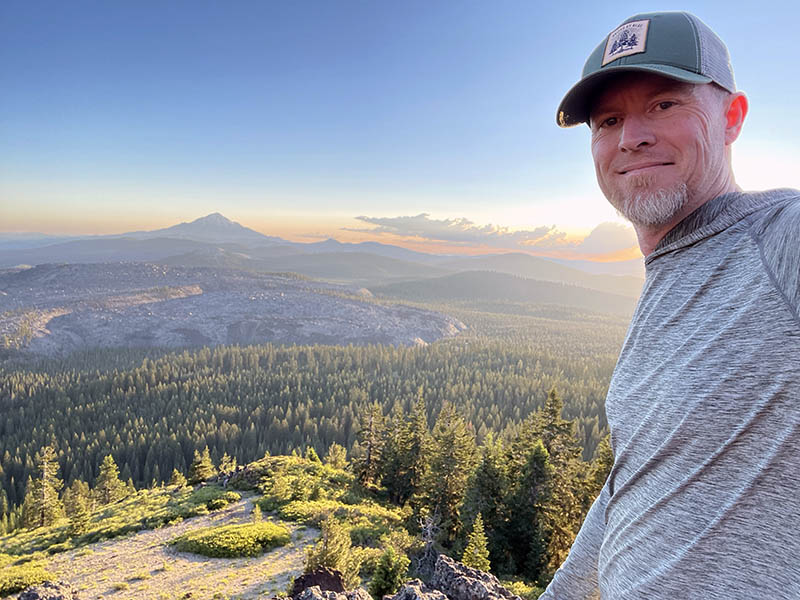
[602,19,649,66]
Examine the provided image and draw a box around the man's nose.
[618,115,656,152]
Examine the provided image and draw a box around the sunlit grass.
[0,484,239,557]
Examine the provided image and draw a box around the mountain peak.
[193,212,231,224]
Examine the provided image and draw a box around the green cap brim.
[556,64,712,128]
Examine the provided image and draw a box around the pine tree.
[507,438,552,582]
[381,395,430,504]
[95,455,127,505]
[369,546,410,599]
[219,452,237,475]
[462,513,491,572]
[462,433,513,573]
[324,442,348,470]
[188,446,216,484]
[22,445,65,529]
[63,479,92,516]
[417,402,478,544]
[353,402,384,485]
[68,493,91,537]
[304,515,362,588]
[252,504,262,523]
[168,468,187,488]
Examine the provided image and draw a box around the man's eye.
[657,101,675,110]
[602,117,618,127]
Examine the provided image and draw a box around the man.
[541,11,800,599]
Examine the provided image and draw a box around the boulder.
[431,555,522,600]
[387,579,449,600]
[296,586,373,600]
[18,581,80,600]
[291,568,347,598]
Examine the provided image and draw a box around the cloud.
[574,222,638,254]
[347,213,567,250]
[346,214,638,258]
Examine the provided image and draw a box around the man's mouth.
[618,162,674,175]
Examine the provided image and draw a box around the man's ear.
[724,92,748,145]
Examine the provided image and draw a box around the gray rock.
[296,585,374,600]
[431,555,522,600]
[387,579,449,600]
[18,581,80,600]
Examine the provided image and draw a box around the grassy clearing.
[171,521,291,558]
[0,484,240,557]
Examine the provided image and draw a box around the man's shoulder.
[746,188,800,313]
[747,188,800,238]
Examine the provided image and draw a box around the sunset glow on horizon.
[2,1,798,262]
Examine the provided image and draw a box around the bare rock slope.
[0,263,465,359]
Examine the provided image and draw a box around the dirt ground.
[39,495,319,600]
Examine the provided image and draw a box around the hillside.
[371,271,638,318]
[440,253,643,298]
[0,263,464,359]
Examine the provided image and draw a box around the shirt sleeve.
[537,484,608,599]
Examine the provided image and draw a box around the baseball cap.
[556,11,736,127]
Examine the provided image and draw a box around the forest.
[0,299,626,590]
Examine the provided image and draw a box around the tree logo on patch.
[602,20,650,66]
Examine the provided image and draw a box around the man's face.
[589,73,730,227]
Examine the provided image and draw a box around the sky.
[2,0,799,260]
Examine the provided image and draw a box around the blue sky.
[2,0,799,258]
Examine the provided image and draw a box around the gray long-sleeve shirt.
[541,189,800,599]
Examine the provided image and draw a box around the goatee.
[612,180,689,227]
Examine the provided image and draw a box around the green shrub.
[501,579,545,600]
[369,547,410,599]
[171,521,291,558]
[207,498,228,511]
[223,491,241,503]
[0,562,54,596]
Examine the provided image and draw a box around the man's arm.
[538,484,609,599]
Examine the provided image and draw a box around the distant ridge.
[371,270,638,317]
[0,214,644,294]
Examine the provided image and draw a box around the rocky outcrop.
[18,581,80,600]
[296,585,372,600]
[387,579,449,600]
[389,555,522,600]
[431,555,521,600]
[290,568,347,598]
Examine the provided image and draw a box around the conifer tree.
[324,442,348,470]
[188,446,216,484]
[353,402,385,485]
[507,439,552,582]
[462,433,513,573]
[305,446,321,463]
[252,503,262,522]
[68,493,91,537]
[22,445,65,529]
[304,515,361,588]
[369,546,410,599]
[418,402,478,544]
[462,513,491,572]
[95,455,127,505]
[169,468,187,488]
[63,479,92,516]
[219,452,237,475]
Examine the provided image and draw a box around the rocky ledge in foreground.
[294,555,522,600]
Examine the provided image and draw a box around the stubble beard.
[609,174,689,228]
